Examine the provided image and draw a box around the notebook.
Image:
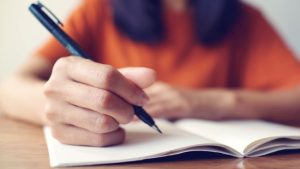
[44,119,300,167]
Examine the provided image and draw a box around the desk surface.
[1,115,300,169]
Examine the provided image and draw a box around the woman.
[1,0,300,147]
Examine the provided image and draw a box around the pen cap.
[29,2,92,59]
[29,4,60,33]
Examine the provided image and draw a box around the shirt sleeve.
[233,4,300,90]
[33,0,103,63]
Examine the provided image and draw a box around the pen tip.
[152,125,162,134]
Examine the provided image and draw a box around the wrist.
[186,89,237,120]
[232,90,264,120]
[212,90,237,119]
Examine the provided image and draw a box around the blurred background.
[0,0,300,81]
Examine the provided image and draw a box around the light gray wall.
[0,0,300,81]
[0,0,80,81]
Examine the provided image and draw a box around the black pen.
[29,1,162,134]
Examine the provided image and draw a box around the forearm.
[0,75,47,125]
[233,87,300,124]
[187,87,300,124]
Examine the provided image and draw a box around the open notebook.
[44,119,300,167]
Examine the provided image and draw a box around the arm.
[232,88,300,124]
[0,56,52,125]
[144,82,300,125]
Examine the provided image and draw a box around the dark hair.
[111,0,240,45]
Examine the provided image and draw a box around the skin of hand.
[144,82,255,121]
[43,56,156,147]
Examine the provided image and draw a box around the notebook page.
[44,120,216,167]
[175,119,300,155]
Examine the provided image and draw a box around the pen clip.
[36,1,64,27]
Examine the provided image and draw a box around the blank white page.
[44,120,215,167]
[175,119,300,155]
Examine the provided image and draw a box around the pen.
[29,1,162,134]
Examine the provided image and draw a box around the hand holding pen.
[29,2,161,147]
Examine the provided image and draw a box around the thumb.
[118,67,156,89]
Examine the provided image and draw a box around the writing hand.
[44,56,155,146]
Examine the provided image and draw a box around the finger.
[144,82,169,99]
[48,81,134,124]
[146,93,169,108]
[119,67,156,89]
[145,100,186,119]
[144,101,170,118]
[51,124,125,147]
[62,57,148,106]
[145,88,176,108]
[45,100,119,133]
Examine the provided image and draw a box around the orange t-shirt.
[35,0,300,90]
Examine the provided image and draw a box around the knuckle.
[43,82,52,97]
[120,106,134,124]
[44,103,58,123]
[53,57,77,76]
[127,87,144,105]
[51,126,64,141]
[99,116,112,131]
[93,116,103,133]
[44,66,67,98]
[53,57,69,71]
[98,91,114,109]
[100,65,118,88]
[43,80,59,97]
[94,128,125,147]
[96,115,118,133]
